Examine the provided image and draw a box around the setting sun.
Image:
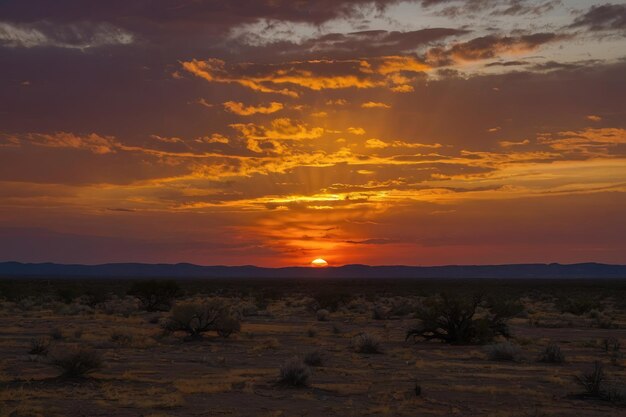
[311,258,329,268]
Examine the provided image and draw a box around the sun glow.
[311,258,329,267]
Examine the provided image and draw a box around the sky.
[1,0,625,267]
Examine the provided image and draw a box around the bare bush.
[351,332,382,354]
[278,358,311,387]
[164,301,223,339]
[215,311,241,338]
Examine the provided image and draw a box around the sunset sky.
[1,1,625,266]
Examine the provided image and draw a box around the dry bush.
[278,358,311,387]
[29,337,51,356]
[303,350,323,367]
[306,327,317,337]
[51,347,103,378]
[577,361,605,397]
[316,309,330,321]
[49,328,64,340]
[351,332,382,354]
[539,343,565,364]
[486,341,522,362]
[372,305,390,320]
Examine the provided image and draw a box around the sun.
[311,258,329,268]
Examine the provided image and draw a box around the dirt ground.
[0,279,625,417]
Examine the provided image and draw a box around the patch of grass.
[28,337,51,356]
[316,309,330,321]
[303,350,323,367]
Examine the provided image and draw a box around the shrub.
[602,337,620,353]
[576,361,605,397]
[539,343,565,364]
[278,358,311,387]
[29,337,51,356]
[303,350,323,367]
[51,348,103,378]
[316,309,330,322]
[372,305,389,320]
[128,280,181,312]
[557,296,601,316]
[486,342,522,362]
[164,300,235,339]
[306,327,317,338]
[406,293,521,345]
[215,312,241,338]
[351,332,382,354]
[313,291,352,312]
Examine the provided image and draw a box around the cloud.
[347,127,366,135]
[345,238,400,244]
[182,55,430,96]
[0,21,133,49]
[230,118,324,141]
[538,128,626,157]
[223,101,284,116]
[361,101,391,109]
[586,115,602,122]
[196,134,230,144]
[427,33,566,65]
[364,138,442,149]
[570,4,626,32]
[6,132,121,154]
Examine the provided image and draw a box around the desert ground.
[0,278,625,417]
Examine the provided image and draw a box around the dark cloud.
[427,32,565,65]
[570,3,626,32]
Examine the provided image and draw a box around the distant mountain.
[1,261,625,279]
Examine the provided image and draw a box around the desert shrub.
[316,309,330,321]
[486,341,522,362]
[332,324,342,334]
[306,327,317,337]
[406,293,520,345]
[602,337,621,352]
[539,343,565,363]
[128,280,181,312]
[51,347,103,378]
[110,331,133,346]
[215,311,241,338]
[557,296,602,316]
[390,298,415,316]
[56,287,79,304]
[29,337,51,356]
[303,350,323,367]
[577,361,605,397]
[351,332,382,354]
[372,305,390,320]
[82,290,109,308]
[164,300,235,339]
[278,358,311,387]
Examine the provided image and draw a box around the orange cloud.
[347,127,366,135]
[361,101,391,109]
[182,56,430,96]
[223,101,284,116]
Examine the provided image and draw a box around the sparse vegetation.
[576,361,605,398]
[278,358,311,387]
[215,311,241,338]
[51,347,103,378]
